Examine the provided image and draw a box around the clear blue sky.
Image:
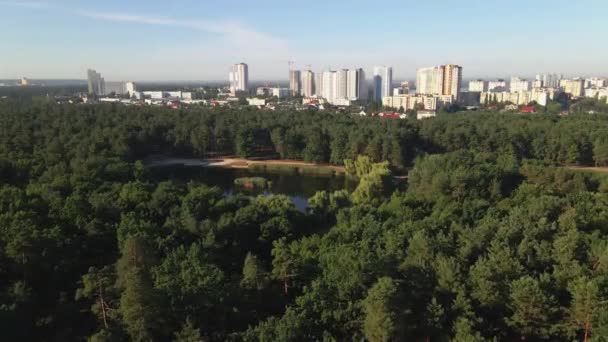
[1,0,607,81]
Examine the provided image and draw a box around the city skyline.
[1,0,607,81]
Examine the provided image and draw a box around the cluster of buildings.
[86,69,209,108]
[229,62,393,107]
[381,64,462,111]
[474,74,608,107]
[84,63,608,114]
[291,68,369,105]
[87,69,137,98]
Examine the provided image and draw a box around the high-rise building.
[416,67,443,96]
[469,80,487,92]
[373,66,393,101]
[347,68,366,100]
[126,82,137,97]
[321,71,337,104]
[301,70,315,97]
[442,64,462,100]
[229,63,248,94]
[561,78,585,97]
[87,69,105,96]
[510,77,531,93]
[416,64,462,100]
[535,74,562,88]
[289,70,302,96]
[314,72,324,97]
[336,69,348,100]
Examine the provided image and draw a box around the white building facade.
[229,63,249,94]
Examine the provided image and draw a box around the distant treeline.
[2,99,608,172]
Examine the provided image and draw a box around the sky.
[0,0,607,81]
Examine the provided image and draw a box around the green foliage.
[173,318,205,342]
[241,252,269,290]
[3,101,608,340]
[362,277,403,342]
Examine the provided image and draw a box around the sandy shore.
[144,156,347,173]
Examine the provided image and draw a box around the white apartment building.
[416,66,443,95]
[87,69,105,95]
[480,88,562,107]
[510,77,531,93]
[229,63,248,94]
[126,82,137,97]
[536,74,562,88]
[347,68,366,100]
[469,80,487,92]
[560,78,585,97]
[383,94,453,111]
[271,88,290,99]
[301,70,315,97]
[416,64,462,100]
[335,69,348,100]
[585,77,607,88]
[488,80,508,92]
[584,87,608,100]
[314,68,367,105]
[314,72,323,97]
[373,66,393,101]
[321,71,337,104]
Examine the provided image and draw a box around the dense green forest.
[1,99,608,341]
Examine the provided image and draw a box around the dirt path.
[566,166,608,174]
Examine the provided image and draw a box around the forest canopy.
[1,99,608,341]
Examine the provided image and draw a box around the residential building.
[335,69,348,100]
[314,72,324,97]
[372,66,393,101]
[247,98,266,106]
[442,64,462,100]
[382,94,452,111]
[87,69,105,96]
[510,77,530,92]
[488,79,508,92]
[469,80,486,92]
[271,88,290,98]
[585,77,607,88]
[416,66,443,96]
[416,64,462,100]
[229,63,248,94]
[105,82,128,95]
[560,78,585,97]
[536,74,562,88]
[321,71,337,104]
[301,70,315,97]
[480,88,562,107]
[289,70,301,96]
[584,87,608,100]
[126,82,137,97]
[347,68,366,100]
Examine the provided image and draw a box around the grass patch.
[234,177,272,189]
